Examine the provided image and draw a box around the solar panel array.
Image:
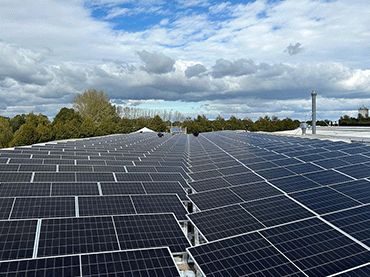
[186,131,370,276]
[2,130,370,276]
[0,133,189,276]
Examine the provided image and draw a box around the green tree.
[95,118,118,136]
[10,122,38,146]
[9,114,26,132]
[148,115,167,132]
[0,117,14,148]
[72,89,120,123]
[53,119,81,140]
[53,107,82,125]
[36,124,54,143]
[212,115,226,131]
[80,118,97,138]
[118,118,134,134]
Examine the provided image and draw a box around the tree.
[80,118,97,138]
[148,115,167,132]
[72,89,120,123]
[53,107,82,125]
[9,114,26,132]
[10,122,38,146]
[0,117,13,148]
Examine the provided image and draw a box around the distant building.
[358,105,369,118]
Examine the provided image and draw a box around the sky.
[0,0,370,121]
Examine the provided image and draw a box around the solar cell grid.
[0,220,37,261]
[58,165,94,172]
[189,169,223,181]
[51,182,99,196]
[331,179,370,204]
[0,164,20,171]
[115,172,152,182]
[33,172,76,183]
[261,218,370,276]
[11,197,76,219]
[230,181,282,202]
[240,195,315,227]
[312,158,349,169]
[187,188,244,211]
[76,172,115,182]
[78,195,135,216]
[303,169,354,186]
[80,247,181,277]
[0,255,81,277]
[18,164,57,172]
[189,177,231,192]
[290,187,361,215]
[187,231,306,277]
[142,181,188,201]
[100,182,146,195]
[222,172,263,186]
[188,204,265,241]
[0,172,32,182]
[131,194,188,221]
[37,216,119,257]
[0,183,51,197]
[339,154,370,165]
[113,213,190,253]
[284,162,322,174]
[256,167,296,180]
[335,164,370,179]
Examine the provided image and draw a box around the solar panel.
[312,158,349,169]
[0,183,51,197]
[80,248,181,277]
[284,162,322,174]
[222,172,264,186]
[0,248,181,277]
[187,231,306,277]
[189,169,223,181]
[0,255,81,276]
[78,196,136,216]
[131,195,188,221]
[37,216,119,257]
[0,164,20,171]
[256,167,296,180]
[100,182,146,195]
[33,172,76,183]
[0,198,15,220]
[115,173,152,182]
[331,179,370,204]
[335,164,370,179]
[76,172,115,182]
[10,197,76,219]
[303,169,354,186]
[142,181,188,201]
[240,195,315,227]
[269,175,321,193]
[51,182,99,196]
[187,188,244,211]
[18,164,57,172]
[230,181,282,202]
[189,177,231,192]
[0,219,37,261]
[187,204,264,241]
[113,213,190,253]
[0,172,32,182]
[290,187,361,215]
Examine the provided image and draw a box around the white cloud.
[0,0,370,121]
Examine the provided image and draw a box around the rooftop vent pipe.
[311,90,317,135]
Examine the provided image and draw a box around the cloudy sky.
[1,0,370,121]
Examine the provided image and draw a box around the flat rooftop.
[274,126,370,143]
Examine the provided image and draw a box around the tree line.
[0,89,301,148]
